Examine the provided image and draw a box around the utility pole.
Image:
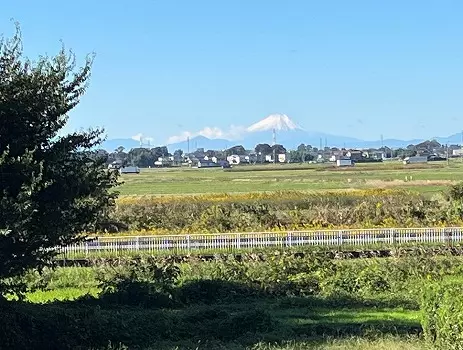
[461,130,463,162]
[187,136,190,154]
[447,143,450,166]
[272,128,276,164]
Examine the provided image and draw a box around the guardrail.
[59,227,463,257]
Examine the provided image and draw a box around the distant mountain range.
[101,114,463,152]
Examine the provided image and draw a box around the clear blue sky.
[2,0,463,144]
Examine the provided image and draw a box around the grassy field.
[117,160,463,196]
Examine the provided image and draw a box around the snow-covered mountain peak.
[246,114,302,132]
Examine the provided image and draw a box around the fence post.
[287,232,292,247]
[135,236,140,251]
[186,235,191,251]
[237,233,241,249]
[390,229,395,245]
[445,228,452,246]
[85,241,89,257]
[338,230,343,246]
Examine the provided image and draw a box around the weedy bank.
[101,188,463,235]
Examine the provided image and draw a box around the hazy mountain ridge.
[100,114,462,152]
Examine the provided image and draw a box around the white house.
[227,154,247,165]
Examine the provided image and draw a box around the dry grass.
[116,189,405,204]
[363,179,456,188]
[251,337,426,350]
[152,337,426,350]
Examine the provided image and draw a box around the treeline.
[96,146,173,168]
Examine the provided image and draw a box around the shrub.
[421,276,463,349]
[95,257,181,308]
[178,279,259,304]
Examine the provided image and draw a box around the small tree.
[0,25,119,292]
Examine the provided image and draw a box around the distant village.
[103,139,463,173]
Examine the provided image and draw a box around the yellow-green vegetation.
[107,188,462,235]
[116,161,463,196]
[421,276,463,349]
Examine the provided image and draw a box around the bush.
[421,276,463,349]
[178,279,259,304]
[95,257,181,308]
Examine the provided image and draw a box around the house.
[345,150,363,161]
[154,157,173,167]
[227,154,248,165]
[108,160,123,170]
[329,150,347,161]
[363,150,385,160]
[379,146,393,158]
[227,154,241,165]
[186,155,201,166]
[264,154,287,163]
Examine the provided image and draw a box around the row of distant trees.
[103,143,292,167]
[100,142,443,168]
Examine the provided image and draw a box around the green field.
[117,161,463,196]
[7,252,441,350]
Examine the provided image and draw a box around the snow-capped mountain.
[101,113,462,152]
[240,113,362,149]
[246,113,302,132]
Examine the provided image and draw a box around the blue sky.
[2,0,463,144]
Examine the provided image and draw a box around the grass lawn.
[116,160,463,196]
[18,287,424,350]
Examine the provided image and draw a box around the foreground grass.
[253,337,425,350]
[4,253,442,349]
[148,337,425,350]
[8,294,422,350]
[14,250,461,349]
[116,161,463,196]
[24,287,99,303]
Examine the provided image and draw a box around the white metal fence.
[59,227,463,257]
